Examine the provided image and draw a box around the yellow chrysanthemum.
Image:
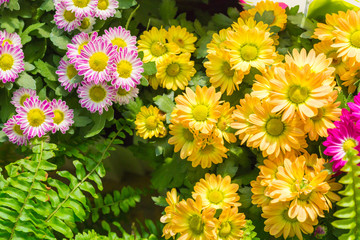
[340,62,360,93]
[146,74,161,90]
[251,64,281,100]
[262,202,318,240]
[156,52,196,91]
[161,188,180,239]
[332,10,360,65]
[214,102,237,144]
[207,28,231,55]
[247,99,308,158]
[135,105,166,139]
[172,196,217,240]
[231,94,261,145]
[313,11,348,41]
[216,207,246,240]
[175,86,222,134]
[187,135,228,168]
[168,122,198,159]
[166,25,197,53]
[204,49,246,96]
[240,0,287,30]
[225,23,276,72]
[137,27,180,63]
[304,91,341,141]
[269,62,335,121]
[250,176,272,208]
[192,173,240,209]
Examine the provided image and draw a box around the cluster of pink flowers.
[0,30,24,83]
[56,26,143,114]
[323,93,360,172]
[54,0,119,32]
[2,88,74,145]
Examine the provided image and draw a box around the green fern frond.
[102,221,160,240]
[332,149,360,240]
[91,186,142,223]
[73,230,108,240]
[243,220,260,240]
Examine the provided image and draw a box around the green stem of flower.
[125,4,140,30]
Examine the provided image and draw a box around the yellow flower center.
[117,88,129,96]
[53,110,65,125]
[89,85,106,102]
[311,108,324,121]
[145,116,158,130]
[64,10,76,22]
[219,221,232,238]
[150,42,167,57]
[192,105,208,121]
[19,94,30,106]
[188,215,204,235]
[89,52,109,72]
[111,38,127,48]
[66,64,78,79]
[351,30,360,48]
[117,60,133,78]
[240,44,258,61]
[27,109,46,127]
[343,138,357,152]
[208,190,224,204]
[78,41,89,54]
[183,128,194,142]
[266,118,284,136]
[97,0,109,10]
[2,39,12,46]
[175,38,185,47]
[217,116,227,131]
[72,0,90,8]
[288,85,309,104]
[201,144,215,155]
[222,62,234,77]
[80,18,91,30]
[166,63,180,77]
[0,53,14,71]
[13,124,23,136]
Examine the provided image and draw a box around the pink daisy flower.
[11,88,38,108]
[63,0,98,18]
[54,1,82,32]
[113,86,139,105]
[323,109,360,172]
[0,30,22,48]
[67,31,99,63]
[77,17,96,33]
[75,38,117,83]
[50,99,74,134]
[3,115,28,146]
[102,26,137,51]
[0,42,25,83]
[16,97,55,139]
[112,48,143,90]
[94,0,118,20]
[77,81,115,114]
[56,58,82,92]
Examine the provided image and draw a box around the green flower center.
[72,0,90,8]
[27,109,46,127]
[117,60,132,78]
[13,124,23,136]
[80,18,91,30]
[66,64,78,79]
[0,53,14,71]
[192,105,208,121]
[183,128,194,142]
[53,110,65,125]
[145,116,158,130]
[343,138,357,152]
[351,31,360,48]
[282,210,297,223]
[222,62,234,77]
[111,38,127,48]
[240,44,258,61]
[219,221,232,238]
[89,85,106,102]
[19,94,30,106]
[266,118,284,136]
[89,52,109,72]
[150,42,167,57]
[97,0,109,10]
[208,190,224,204]
[188,215,204,235]
[117,88,129,96]
[288,85,309,104]
[201,144,214,155]
[64,10,76,22]
[166,63,180,77]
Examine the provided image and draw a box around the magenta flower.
[3,115,28,145]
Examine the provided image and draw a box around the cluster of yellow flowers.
[138,26,197,91]
[314,9,360,93]
[250,153,341,240]
[135,105,166,139]
[161,174,246,240]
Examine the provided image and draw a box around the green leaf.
[159,0,177,23]
[50,27,71,51]
[254,11,275,26]
[143,61,157,76]
[84,108,114,138]
[153,95,175,114]
[118,0,137,9]
[24,38,47,63]
[16,72,36,90]
[34,59,57,82]
[40,0,55,11]
[73,109,92,127]
[20,23,45,45]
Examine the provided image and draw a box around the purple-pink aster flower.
[63,0,98,18]
[94,0,118,20]
[102,26,137,51]
[0,30,22,48]
[54,1,82,32]
[56,58,82,92]
[16,97,55,139]
[11,88,38,108]
[67,31,99,63]
[3,115,28,145]
[0,42,24,83]
[50,99,74,134]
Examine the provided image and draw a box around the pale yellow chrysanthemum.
[161,188,180,239]
[340,62,360,93]
[214,102,237,144]
[135,105,166,139]
[250,176,272,208]
[192,173,240,209]
[168,122,198,159]
[313,11,348,41]
[216,207,246,240]
[166,25,197,53]
[251,64,283,100]
[146,74,161,90]
[207,28,231,55]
